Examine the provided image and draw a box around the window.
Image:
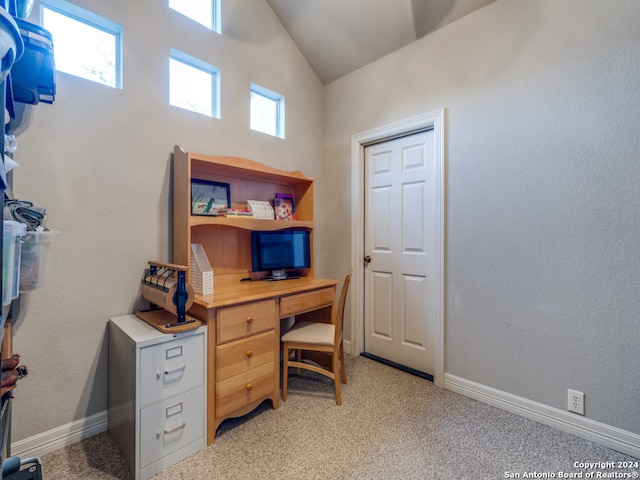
[169,0,220,33]
[169,49,220,118]
[42,0,122,88]
[250,84,284,138]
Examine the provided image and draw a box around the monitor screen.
[251,229,311,274]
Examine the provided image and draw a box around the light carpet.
[40,355,637,479]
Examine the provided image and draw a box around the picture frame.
[274,197,294,221]
[275,193,295,212]
[191,179,230,216]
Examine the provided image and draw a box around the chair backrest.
[333,272,352,344]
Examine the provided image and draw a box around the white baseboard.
[10,410,108,460]
[445,373,640,459]
[344,340,352,355]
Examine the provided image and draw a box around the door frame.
[350,109,445,387]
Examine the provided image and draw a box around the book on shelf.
[227,209,254,218]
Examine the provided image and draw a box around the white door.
[364,129,437,375]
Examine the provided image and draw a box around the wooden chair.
[281,273,351,405]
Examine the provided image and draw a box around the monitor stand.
[271,269,287,280]
[262,270,301,281]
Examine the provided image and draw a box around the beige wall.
[324,0,640,435]
[10,0,324,440]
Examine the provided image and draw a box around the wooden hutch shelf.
[172,145,315,280]
[188,215,313,230]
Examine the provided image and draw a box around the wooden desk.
[189,276,340,444]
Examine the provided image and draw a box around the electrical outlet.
[568,389,585,415]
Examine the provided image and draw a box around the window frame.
[169,48,221,118]
[250,83,285,139]
[41,0,123,89]
[168,0,221,33]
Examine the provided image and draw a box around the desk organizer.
[190,244,213,295]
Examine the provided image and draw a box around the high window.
[169,0,221,33]
[42,0,122,88]
[250,84,284,138]
[169,49,220,118]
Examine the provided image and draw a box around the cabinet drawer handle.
[246,317,254,324]
[245,383,253,391]
[164,365,186,376]
[245,350,253,357]
[158,421,186,438]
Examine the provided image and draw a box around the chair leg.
[282,344,289,402]
[333,352,342,406]
[339,340,347,384]
[296,348,301,376]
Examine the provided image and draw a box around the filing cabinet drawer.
[139,387,205,469]
[216,362,274,418]
[279,287,335,318]
[140,333,205,406]
[216,300,276,344]
[216,331,275,381]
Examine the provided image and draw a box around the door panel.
[364,130,435,375]
[372,184,392,251]
[372,271,393,339]
[403,274,426,348]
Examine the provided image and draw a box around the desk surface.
[194,276,340,309]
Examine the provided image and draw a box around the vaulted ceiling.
[266,0,497,84]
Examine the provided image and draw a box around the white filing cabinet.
[108,314,206,480]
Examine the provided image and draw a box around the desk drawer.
[279,287,335,318]
[139,387,205,468]
[217,300,276,344]
[216,331,275,382]
[139,333,205,406]
[216,362,274,418]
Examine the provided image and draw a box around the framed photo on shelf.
[274,196,295,221]
[191,179,230,216]
[275,193,295,212]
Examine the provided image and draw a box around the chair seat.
[281,321,335,346]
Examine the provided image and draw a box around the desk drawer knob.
[245,383,253,391]
[245,350,253,358]
[246,317,254,324]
